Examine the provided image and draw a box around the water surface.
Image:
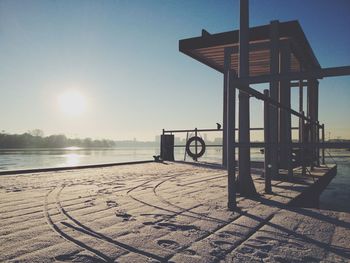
[0,147,348,212]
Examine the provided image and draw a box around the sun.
[58,90,86,117]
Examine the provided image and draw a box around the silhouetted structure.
[162,0,350,209]
[160,134,174,161]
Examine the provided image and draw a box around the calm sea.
[0,147,349,211]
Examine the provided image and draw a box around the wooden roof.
[179,21,320,77]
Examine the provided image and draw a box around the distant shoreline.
[0,146,158,150]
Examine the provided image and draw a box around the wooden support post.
[227,69,237,210]
[194,128,198,162]
[307,79,317,169]
[223,72,228,167]
[238,0,257,196]
[315,82,320,166]
[223,47,233,167]
[264,89,272,193]
[279,44,292,176]
[307,80,312,118]
[269,20,279,178]
[310,121,315,170]
[184,132,189,161]
[299,79,303,142]
[301,111,306,177]
[224,47,237,209]
[322,124,325,165]
[316,122,320,166]
[299,114,303,167]
[307,80,312,169]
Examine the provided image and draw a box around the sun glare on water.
[58,90,86,117]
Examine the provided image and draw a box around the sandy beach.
[1,162,349,262]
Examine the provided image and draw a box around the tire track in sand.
[44,185,166,262]
[44,187,112,262]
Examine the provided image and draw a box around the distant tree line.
[0,130,159,149]
[0,130,116,148]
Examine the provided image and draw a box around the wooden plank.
[179,20,321,72]
[194,40,271,55]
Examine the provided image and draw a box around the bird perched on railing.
[216,123,221,130]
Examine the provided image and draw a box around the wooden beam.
[236,84,317,124]
[321,124,325,164]
[264,89,272,193]
[278,45,292,175]
[179,20,319,65]
[195,41,271,56]
[231,66,350,85]
[291,80,308,87]
[315,83,320,166]
[300,111,306,176]
[307,79,316,169]
[227,68,237,209]
[299,79,304,143]
[269,20,279,179]
[222,47,233,167]
[238,0,257,197]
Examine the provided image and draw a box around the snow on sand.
[0,162,349,262]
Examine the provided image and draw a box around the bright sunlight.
[58,90,87,117]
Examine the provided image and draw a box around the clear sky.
[0,0,349,141]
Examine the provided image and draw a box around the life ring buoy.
[185,136,206,160]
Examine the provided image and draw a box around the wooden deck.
[0,162,349,262]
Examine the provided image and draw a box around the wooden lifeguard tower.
[177,0,350,209]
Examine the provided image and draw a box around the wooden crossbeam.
[232,66,350,85]
[236,84,319,125]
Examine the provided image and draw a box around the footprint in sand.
[115,211,134,221]
[112,185,124,189]
[181,249,197,256]
[85,180,95,184]
[84,199,95,206]
[217,230,244,238]
[6,187,22,193]
[142,221,156,226]
[245,241,273,252]
[237,245,255,254]
[157,240,181,250]
[106,200,118,207]
[212,240,233,250]
[253,250,269,259]
[157,222,200,232]
[209,240,235,259]
[97,189,112,195]
[140,213,173,222]
[140,213,170,218]
[55,252,104,262]
[209,248,228,259]
[54,251,79,261]
[273,255,291,263]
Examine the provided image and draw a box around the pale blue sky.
[0,0,349,140]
